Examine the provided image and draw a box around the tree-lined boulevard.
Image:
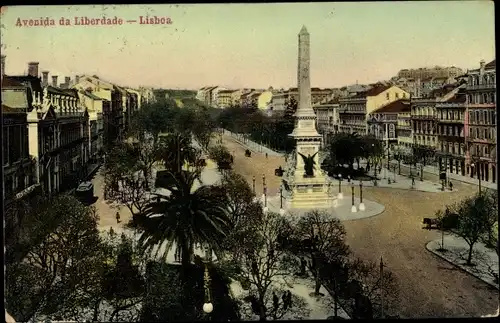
[5,97,499,321]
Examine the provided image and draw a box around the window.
[395,93,399,99]
[386,93,390,100]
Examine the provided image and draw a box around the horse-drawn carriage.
[275,166,284,177]
[423,217,441,230]
[245,149,251,157]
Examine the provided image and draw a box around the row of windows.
[469,126,496,141]
[414,135,437,145]
[437,125,464,137]
[467,93,496,105]
[437,109,464,121]
[439,142,465,155]
[412,106,436,116]
[469,143,494,158]
[2,125,29,166]
[469,110,496,125]
[468,73,496,86]
[386,92,408,100]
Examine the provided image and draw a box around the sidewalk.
[230,272,351,320]
[393,161,497,191]
[426,234,499,289]
[223,129,284,157]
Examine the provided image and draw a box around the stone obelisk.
[288,26,331,209]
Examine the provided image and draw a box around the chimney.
[65,76,71,87]
[42,71,49,87]
[28,62,39,77]
[1,55,5,76]
[52,75,58,87]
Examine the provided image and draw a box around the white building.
[313,98,340,147]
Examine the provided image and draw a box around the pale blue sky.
[1,2,495,89]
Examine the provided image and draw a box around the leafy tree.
[104,142,152,218]
[289,210,351,297]
[344,257,399,319]
[222,212,305,321]
[329,133,364,170]
[132,98,178,144]
[4,187,47,264]
[209,144,234,171]
[448,192,497,265]
[391,145,412,175]
[412,145,436,181]
[136,168,232,274]
[5,195,102,322]
[218,172,264,261]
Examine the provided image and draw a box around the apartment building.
[2,77,36,202]
[396,106,413,148]
[397,66,465,80]
[78,89,104,163]
[313,97,340,146]
[338,85,409,134]
[465,59,496,183]
[216,89,234,108]
[72,75,124,149]
[435,86,467,176]
[367,99,411,150]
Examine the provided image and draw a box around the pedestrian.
[115,211,121,224]
[448,181,453,191]
[266,152,268,159]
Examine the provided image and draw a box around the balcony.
[338,110,365,115]
[411,115,437,120]
[466,83,496,90]
[467,137,496,145]
[438,119,464,124]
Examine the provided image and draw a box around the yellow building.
[257,90,273,111]
[339,85,410,134]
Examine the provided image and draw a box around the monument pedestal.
[290,175,331,209]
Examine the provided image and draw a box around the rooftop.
[2,75,43,92]
[373,99,410,113]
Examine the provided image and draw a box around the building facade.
[465,59,496,183]
[338,85,409,134]
[368,99,410,150]
[435,87,467,176]
[2,77,36,202]
[396,107,413,147]
[216,89,234,108]
[397,66,465,80]
[313,98,340,147]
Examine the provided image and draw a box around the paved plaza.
[263,194,385,221]
[221,133,499,318]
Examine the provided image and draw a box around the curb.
[425,240,499,290]
[397,163,497,191]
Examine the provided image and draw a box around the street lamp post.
[252,176,256,195]
[337,174,343,199]
[263,185,268,213]
[262,174,266,201]
[350,182,357,213]
[358,181,365,211]
[279,185,285,215]
[202,264,214,315]
[471,162,482,194]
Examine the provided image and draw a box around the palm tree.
[136,168,232,275]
